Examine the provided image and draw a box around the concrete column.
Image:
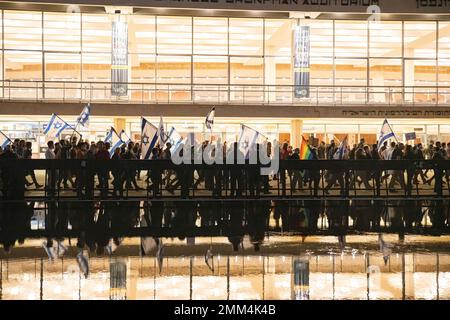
[290,119,303,148]
[114,117,126,132]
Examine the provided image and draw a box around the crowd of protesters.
[0,136,449,255]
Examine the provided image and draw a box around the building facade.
[0,0,449,154]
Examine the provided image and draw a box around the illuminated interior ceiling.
[2,12,449,64]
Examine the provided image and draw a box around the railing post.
[141,83,144,104]
[63,82,66,102]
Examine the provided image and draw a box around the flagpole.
[55,114,82,142]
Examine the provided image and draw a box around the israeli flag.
[77,103,91,127]
[0,130,11,149]
[76,250,90,279]
[43,113,71,138]
[106,127,124,157]
[158,116,167,147]
[167,126,183,154]
[119,130,131,145]
[156,240,164,274]
[42,241,56,261]
[204,248,214,273]
[377,119,396,151]
[237,124,265,159]
[378,234,393,266]
[205,107,215,130]
[333,135,348,160]
[141,118,159,160]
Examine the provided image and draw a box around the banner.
[111,21,128,96]
[291,258,310,300]
[293,25,310,99]
[110,260,127,300]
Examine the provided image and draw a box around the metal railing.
[1,80,450,106]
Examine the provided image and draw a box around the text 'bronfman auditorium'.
[0,0,449,154]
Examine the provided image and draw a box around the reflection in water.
[0,236,449,300]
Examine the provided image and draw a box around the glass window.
[438,22,450,59]
[335,21,368,58]
[230,57,264,85]
[4,50,42,81]
[265,19,291,57]
[369,21,402,57]
[194,17,227,55]
[82,53,111,82]
[369,59,402,86]
[311,57,333,86]
[128,15,155,54]
[405,60,437,86]
[157,16,192,55]
[439,60,450,85]
[335,59,367,86]
[156,55,191,84]
[193,56,228,84]
[82,14,113,53]
[4,11,42,50]
[310,20,333,57]
[404,22,437,59]
[130,54,155,83]
[45,53,81,81]
[44,12,81,52]
[229,18,263,56]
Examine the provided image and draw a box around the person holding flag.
[324,136,348,195]
[237,124,266,160]
[377,119,397,152]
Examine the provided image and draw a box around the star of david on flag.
[43,113,71,139]
[77,103,91,127]
[141,117,158,160]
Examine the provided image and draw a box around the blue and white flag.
[156,240,164,274]
[167,126,183,154]
[205,107,215,130]
[141,117,159,160]
[158,116,167,147]
[119,130,131,145]
[237,124,265,159]
[43,113,71,138]
[204,248,214,273]
[333,135,348,160]
[106,127,124,157]
[377,119,396,151]
[0,130,11,149]
[76,103,91,127]
[76,250,90,279]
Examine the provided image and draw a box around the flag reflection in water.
[292,258,310,300]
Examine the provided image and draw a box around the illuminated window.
[4,11,42,50]
[229,18,263,56]
[82,13,113,53]
[369,21,402,57]
[44,12,81,52]
[157,16,192,55]
[194,17,227,55]
[128,15,155,54]
[335,21,368,58]
[404,22,437,59]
